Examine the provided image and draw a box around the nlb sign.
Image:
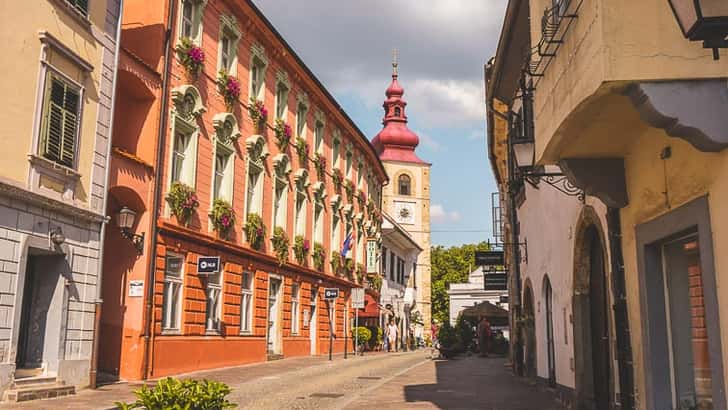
[324,288,339,300]
[197,256,221,274]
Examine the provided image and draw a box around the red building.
[99,0,387,381]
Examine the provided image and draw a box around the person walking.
[477,316,492,357]
[386,320,398,352]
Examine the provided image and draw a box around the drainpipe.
[606,207,635,409]
[90,0,124,389]
[506,138,523,377]
[141,0,176,380]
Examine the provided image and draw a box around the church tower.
[372,56,432,336]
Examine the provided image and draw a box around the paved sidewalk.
[343,355,566,410]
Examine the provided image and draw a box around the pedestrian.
[387,320,398,352]
[414,324,424,348]
[477,316,492,357]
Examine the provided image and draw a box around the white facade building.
[447,267,509,326]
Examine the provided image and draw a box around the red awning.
[357,293,380,318]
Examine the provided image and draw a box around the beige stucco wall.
[619,125,728,409]
[382,160,432,332]
[0,0,108,202]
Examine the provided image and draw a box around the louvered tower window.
[41,73,80,168]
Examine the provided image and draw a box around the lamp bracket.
[524,172,585,202]
[121,229,145,255]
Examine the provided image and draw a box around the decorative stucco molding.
[624,80,728,152]
[250,43,268,67]
[212,112,240,145]
[171,84,206,119]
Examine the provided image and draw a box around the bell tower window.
[394,107,401,117]
[398,174,411,196]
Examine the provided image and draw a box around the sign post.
[323,288,339,361]
[351,288,365,356]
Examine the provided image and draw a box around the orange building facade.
[99,0,386,381]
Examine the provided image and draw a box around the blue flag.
[341,232,353,257]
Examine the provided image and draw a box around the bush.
[437,322,458,349]
[116,377,236,410]
[352,326,372,346]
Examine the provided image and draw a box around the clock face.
[394,201,415,224]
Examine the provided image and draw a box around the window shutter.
[42,76,79,168]
[71,0,88,16]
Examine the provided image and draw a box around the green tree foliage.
[431,242,491,324]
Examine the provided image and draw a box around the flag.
[340,232,353,257]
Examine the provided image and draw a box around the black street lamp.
[510,135,584,201]
[117,206,145,255]
[668,0,728,59]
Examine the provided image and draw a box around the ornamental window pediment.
[330,194,343,212]
[273,153,292,178]
[171,85,206,120]
[293,168,310,191]
[245,134,268,167]
[354,212,364,227]
[312,182,327,203]
[212,112,240,146]
[343,204,354,221]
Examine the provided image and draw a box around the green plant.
[332,169,343,191]
[293,235,309,265]
[248,97,267,131]
[313,153,326,180]
[295,137,309,163]
[271,227,289,266]
[369,274,382,292]
[344,180,355,201]
[244,213,265,250]
[330,251,342,273]
[115,377,236,410]
[455,315,475,352]
[216,70,240,111]
[357,190,367,207]
[344,257,354,277]
[352,326,372,346]
[437,321,458,349]
[175,38,205,79]
[355,263,365,283]
[165,182,199,225]
[209,199,235,238]
[312,242,325,271]
[273,118,291,151]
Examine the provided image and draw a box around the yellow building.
[0,0,121,400]
[488,1,728,409]
[372,62,432,337]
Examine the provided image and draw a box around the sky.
[253,1,509,247]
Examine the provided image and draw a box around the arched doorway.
[522,282,537,378]
[573,211,612,410]
[544,276,556,386]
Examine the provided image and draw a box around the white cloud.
[415,130,441,152]
[431,204,461,224]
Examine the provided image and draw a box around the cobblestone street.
[2,351,565,409]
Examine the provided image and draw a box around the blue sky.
[253,1,508,246]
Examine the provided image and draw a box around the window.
[250,45,268,101]
[398,257,404,284]
[296,100,308,138]
[356,230,364,264]
[314,121,324,154]
[241,272,253,333]
[213,144,233,201]
[332,137,340,168]
[205,270,222,332]
[390,251,395,281]
[217,18,240,75]
[275,81,289,120]
[291,283,300,334]
[332,213,340,256]
[66,0,88,16]
[170,122,197,186]
[40,73,80,168]
[246,165,263,215]
[163,253,184,331]
[295,191,306,237]
[314,203,324,244]
[381,247,388,276]
[273,179,287,229]
[398,174,411,196]
[179,0,204,43]
[357,162,364,188]
[345,150,352,179]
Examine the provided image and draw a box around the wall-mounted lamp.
[117,206,144,255]
[50,226,65,246]
[668,0,728,60]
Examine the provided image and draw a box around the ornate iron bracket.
[525,172,585,202]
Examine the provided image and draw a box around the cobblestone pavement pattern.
[1,351,565,409]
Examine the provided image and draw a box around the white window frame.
[332,131,341,169]
[245,136,268,219]
[274,71,290,121]
[314,110,325,155]
[240,271,254,333]
[163,253,185,332]
[169,118,199,188]
[295,190,307,238]
[357,162,364,188]
[291,283,300,335]
[296,93,309,138]
[177,0,206,45]
[211,142,234,203]
[217,15,241,75]
[314,202,324,245]
[205,269,223,332]
[273,177,288,230]
[332,213,341,256]
[249,43,268,102]
[345,148,353,179]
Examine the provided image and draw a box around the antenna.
[392,49,398,76]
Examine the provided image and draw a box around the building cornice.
[0,179,106,224]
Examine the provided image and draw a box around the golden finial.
[392,49,398,76]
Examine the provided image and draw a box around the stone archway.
[522,280,537,378]
[572,206,613,410]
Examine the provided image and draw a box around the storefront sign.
[351,288,365,309]
[366,240,378,273]
[197,256,220,274]
[484,273,508,291]
[475,251,504,266]
[128,280,144,297]
[324,288,339,300]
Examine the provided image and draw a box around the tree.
[430,242,491,323]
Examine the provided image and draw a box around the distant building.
[447,268,509,326]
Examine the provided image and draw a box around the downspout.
[90,0,124,388]
[606,207,635,409]
[141,0,176,380]
[507,139,523,377]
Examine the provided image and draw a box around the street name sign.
[324,288,339,300]
[352,288,365,309]
[197,256,220,274]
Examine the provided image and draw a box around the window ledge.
[47,0,92,31]
[28,154,82,202]
[161,329,182,336]
[205,329,221,336]
[239,331,253,336]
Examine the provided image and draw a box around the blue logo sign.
[197,256,220,274]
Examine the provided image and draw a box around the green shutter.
[71,0,88,16]
[41,74,79,168]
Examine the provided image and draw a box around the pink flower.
[284,125,292,138]
[188,47,204,64]
[260,106,268,118]
[221,214,230,227]
[256,227,263,236]
[303,240,310,251]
